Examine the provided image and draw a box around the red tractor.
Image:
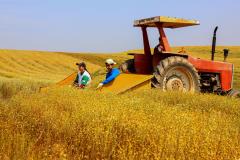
[119,16,239,97]
[42,16,239,97]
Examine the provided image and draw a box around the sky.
[0,0,239,53]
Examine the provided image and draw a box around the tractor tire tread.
[152,56,201,92]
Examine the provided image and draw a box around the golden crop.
[0,47,240,159]
[0,49,100,82]
[1,88,240,159]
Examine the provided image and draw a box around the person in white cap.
[96,59,120,89]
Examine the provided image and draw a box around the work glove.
[96,83,104,90]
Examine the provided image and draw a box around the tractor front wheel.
[228,89,240,98]
[152,56,200,92]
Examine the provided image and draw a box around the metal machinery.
[44,16,239,97]
[104,16,238,96]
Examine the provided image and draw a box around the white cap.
[105,59,117,65]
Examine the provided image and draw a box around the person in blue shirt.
[97,59,120,89]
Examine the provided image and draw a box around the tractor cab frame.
[131,16,199,74]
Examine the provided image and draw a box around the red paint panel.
[134,54,152,74]
[188,56,233,91]
[157,26,171,52]
[141,27,152,57]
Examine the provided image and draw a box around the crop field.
[0,47,240,159]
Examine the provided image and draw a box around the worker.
[96,59,120,89]
[154,37,164,55]
[73,62,91,89]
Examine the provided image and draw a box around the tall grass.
[0,79,49,99]
[0,88,239,159]
[0,47,239,159]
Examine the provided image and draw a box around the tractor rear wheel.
[152,56,200,92]
[119,59,135,73]
[228,89,240,98]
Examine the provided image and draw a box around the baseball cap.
[105,59,117,65]
[76,62,86,68]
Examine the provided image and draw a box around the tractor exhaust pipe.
[211,26,218,61]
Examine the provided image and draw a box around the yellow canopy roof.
[134,16,200,28]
